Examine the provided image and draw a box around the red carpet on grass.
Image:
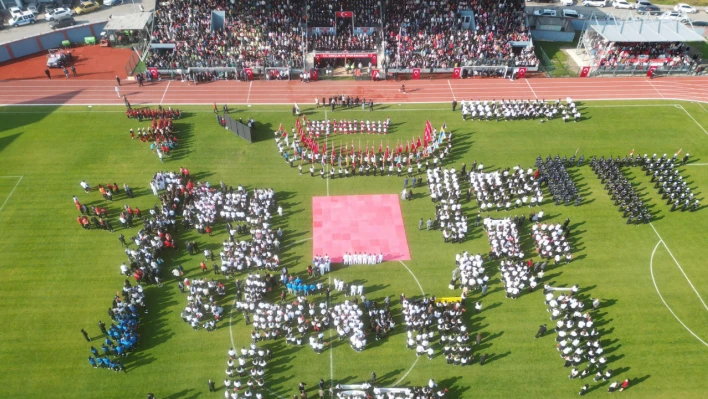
[312,195,411,263]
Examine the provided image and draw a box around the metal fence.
[591,63,705,77]
[537,47,556,77]
[124,52,141,77]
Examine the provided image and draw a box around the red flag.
[379,141,383,154]
[405,143,409,154]
[579,66,590,78]
[516,67,527,79]
[423,120,432,145]
[416,136,422,149]
[452,67,461,79]
[296,118,301,129]
[411,137,416,150]
[322,143,327,154]
[647,65,658,77]
[278,123,283,132]
[384,146,390,160]
[244,68,253,80]
[412,68,421,80]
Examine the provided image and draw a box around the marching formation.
[536,155,582,206]
[469,166,543,211]
[542,286,628,395]
[458,99,581,122]
[644,153,699,212]
[427,167,468,243]
[591,157,652,224]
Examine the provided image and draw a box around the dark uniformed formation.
[643,153,699,212]
[536,155,582,206]
[590,156,651,224]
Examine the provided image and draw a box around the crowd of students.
[223,346,269,399]
[402,296,479,366]
[147,0,533,71]
[87,282,145,371]
[469,166,544,212]
[148,0,304,71]
[384,0,533,69]
[536,156,582,206]
[427,167,468,243]
[542,286,631,395]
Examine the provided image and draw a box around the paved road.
[526,1,708,22]
[0,0,155,44]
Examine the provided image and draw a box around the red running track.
[1,77,708,106]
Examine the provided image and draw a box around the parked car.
[674,3,697,13]
[9,11,37,27]
[74,1,100,15]
[637,5,662,15]
[634,0,653,8]
[46,49,70,68]
[533,9,557,16]
[561,0,574,5]
[27,4,39,15]
[692,20,708,26]
[583,0,607,7]
[562,9,585,18]
[612,0,633,9]
[49,16,76,29]
[660,11,688,22]
[9,6,24,18]
[103,0,124,6]
[45,7,72,21]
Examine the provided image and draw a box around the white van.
[9,11,37,27]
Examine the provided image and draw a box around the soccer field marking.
[246,81,253,105]
[447,80,456,101]
[650,223,708,313]
[683,163,708,166]
[398,261,425,296]
[391,260,425,387]
[525,79,538,99]
[650,241,708,348]
[677,104,708,136]
[328,274,334,386]
[648,80,666,99]
[159,81,171,105]
[698,102,708,113]
[0,175,23,214]
[325,110,330,196]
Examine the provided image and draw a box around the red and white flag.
[412,68,421,80]
[452,67,461,79]
[244,68,253,80]
[517,67,527,79]
[580,66,591,78]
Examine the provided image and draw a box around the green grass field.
[0,100,707,399]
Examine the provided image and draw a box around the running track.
[2,76,708,106]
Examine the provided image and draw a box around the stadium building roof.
[589,19,705,43]
[104,12,153,31]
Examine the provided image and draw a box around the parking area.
[0,44,133,79]
[0,0,154,43]
[526,1,708,23]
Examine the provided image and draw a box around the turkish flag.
[148,67,159,79]
[244,68,253,80]
[517,67,527,79]
[371,69,380,80]
[311,69,319,81]
[647,65,658,77]
[452,67,461,79]
[412,68,421,80]
[580,66,591,78]
[336,11,353,18]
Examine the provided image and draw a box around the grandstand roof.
[589,19,705,42]
[104,12,153,31]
